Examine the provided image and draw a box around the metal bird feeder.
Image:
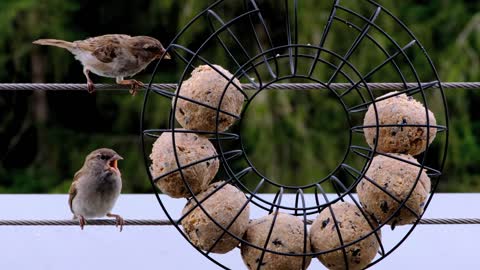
[141,0,448,269]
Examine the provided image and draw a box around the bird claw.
[116,216,125,232]
[107,213,124,232]
[116,79,144,96]
[78,215,86,230]
[128,80,144,96]
[87,81,95,93]
[83,69,95,94]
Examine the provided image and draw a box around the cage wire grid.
[135,0,450,269]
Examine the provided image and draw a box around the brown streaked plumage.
[33,34,171,95]
[69,148,125,231]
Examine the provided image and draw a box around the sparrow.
[33,34,171,95]
[68,148,125,231]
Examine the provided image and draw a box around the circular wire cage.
[141,0,448,269]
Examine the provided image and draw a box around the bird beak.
[159,51,171,60]
[107,154,123,175]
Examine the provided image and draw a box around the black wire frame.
[140,0,449,269]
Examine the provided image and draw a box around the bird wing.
[75,34,131,63]
[68,170,83,214]
[91,46,118,63]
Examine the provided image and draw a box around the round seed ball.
[310,202,381,270]
[241,213,311,270]
[149,131,219,198]
[181,182,250,254]
[357,154,431,225]
[174,64,244,132]
[363,92,437,156]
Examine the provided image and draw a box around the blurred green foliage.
[0,0,479,193]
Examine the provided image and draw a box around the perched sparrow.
[68,148,125,231]
[33,34,171,95]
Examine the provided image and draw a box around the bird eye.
[99,155,109,160]
[144,46,158,52]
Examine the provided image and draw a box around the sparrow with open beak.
[68,148,125,231]
[33,34,171,95]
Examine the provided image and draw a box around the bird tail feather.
[32,39,75,51]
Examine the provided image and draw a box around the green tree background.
[0,0,478,193]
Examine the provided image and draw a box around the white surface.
[0,194,479,269]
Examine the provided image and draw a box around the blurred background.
[0,0,478,193]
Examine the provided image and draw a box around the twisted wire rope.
[0,82,479,91]
[0,218,478,226]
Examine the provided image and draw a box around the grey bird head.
[84,148,123,173]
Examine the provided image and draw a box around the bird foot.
[77,215,86,230]
[107,213,124,232]
[87,81,95,93]
[83,68,95,94]
[117,79,144,96]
